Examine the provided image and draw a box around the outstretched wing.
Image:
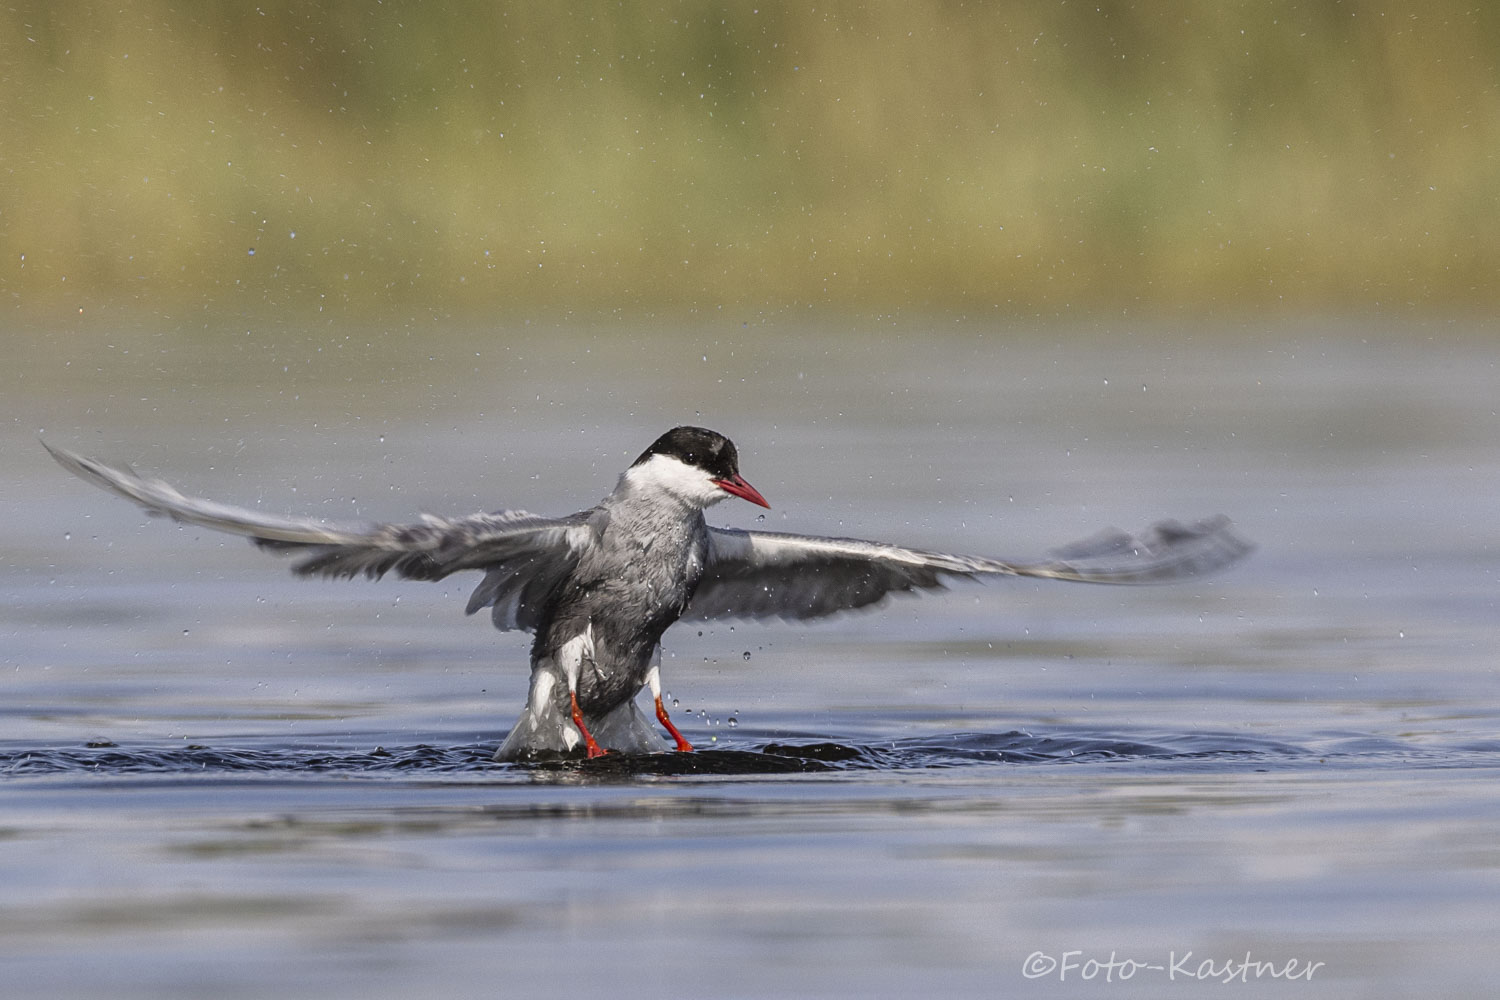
[44,441,591,631]
[688,516,1252,621]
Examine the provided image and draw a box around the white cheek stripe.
[624,454,726,507]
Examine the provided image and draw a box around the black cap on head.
[633,426,740,479]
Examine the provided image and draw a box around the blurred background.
[7,10,1500,998]
[4,1,1498,319]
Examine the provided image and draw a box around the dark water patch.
[7,729,1498,780]
[0,743,503,778]
[0,728,1388,779]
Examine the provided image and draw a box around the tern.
[44,427,1250,760]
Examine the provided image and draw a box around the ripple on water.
[0,728,1413,779]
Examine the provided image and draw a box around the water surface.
[4,318,1498,998]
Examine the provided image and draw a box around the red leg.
[570,690,607,759]
[654,694,694,752]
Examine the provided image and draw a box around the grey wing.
[1028,516,1254,584]
[688,516,1252,622]
[44,442,590,631]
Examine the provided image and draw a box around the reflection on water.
[4,320,1500,998]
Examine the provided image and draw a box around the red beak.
[713,474,771,509]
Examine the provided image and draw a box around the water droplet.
[727,717,738,727]
[247,247,255,256]
[671,698,680,708]
[742,651,751,661]
[62,532,71,541]
[755,513,766,522]
[182,629,190,636]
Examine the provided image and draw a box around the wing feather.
[44,442,587,630]
[690,516,1251,621]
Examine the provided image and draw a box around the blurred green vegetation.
[3,2,1498,314]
